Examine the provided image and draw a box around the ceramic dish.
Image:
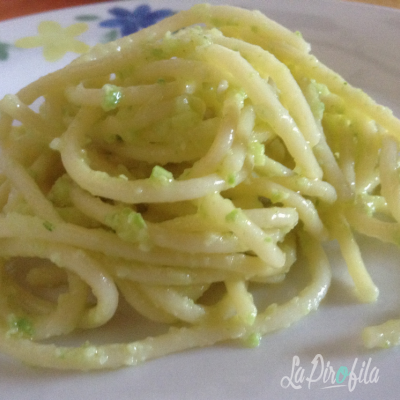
[0,1,399,399]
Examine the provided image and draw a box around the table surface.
[0,0,399,21]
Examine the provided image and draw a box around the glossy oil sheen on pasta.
[0,3,399,370]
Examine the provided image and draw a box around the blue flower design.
[99,5,175,37]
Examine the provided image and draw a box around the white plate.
[1,1,400,399]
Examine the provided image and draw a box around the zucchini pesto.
[0,3,399,370]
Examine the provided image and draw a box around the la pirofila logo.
[280,354,379,392]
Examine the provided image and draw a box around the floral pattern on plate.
[9,4,175,62]
[0,41,10,61]
[99,5,175,37]
[15,21,90,62]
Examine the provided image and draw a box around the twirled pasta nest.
[0,4,399,370]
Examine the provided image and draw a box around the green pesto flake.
[315,81,330,97]
[227,173,237,186]
[16,318,34,336]
[105,208,147,242]
[102,84,123,111]
[8,315,34,338]
[43,221,55,232]
[225,208,241,223]
[157,78,166,85]
[128,212,146,229]
[244,332,261,348]
[150,165,174,185]
[270,189,288,203]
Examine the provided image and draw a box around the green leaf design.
[0,42,10,61]
[75,14,100,21]
[101,29,119,43]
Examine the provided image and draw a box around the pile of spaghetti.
[0,4,399,370]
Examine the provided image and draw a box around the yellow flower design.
[15,21,90,62]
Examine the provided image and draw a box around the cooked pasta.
[0,3,399,370]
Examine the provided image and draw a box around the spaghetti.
[0,3,399,370]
